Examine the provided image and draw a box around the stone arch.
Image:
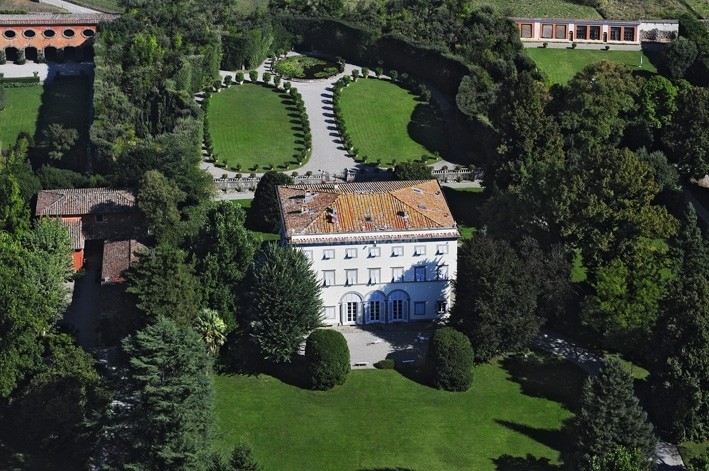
[45,46,58,62]
[387,289,410,322]
[5,47,18,62]
[64,46,76,62]
[25,46,38,62]
[340,291,363,325]
[364,291,386,324]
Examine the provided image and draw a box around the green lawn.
[0,86,42,149]
[600,0,691,19]
[468,0,601,19]
[214,353,586,470]
[526,48,658,84]
[339,78,448,166]
[61,0,123,12]
[208,84,302,172]
[684,0,709,18]
[0,0,65,12]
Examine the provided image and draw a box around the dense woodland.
[0,0,708,468]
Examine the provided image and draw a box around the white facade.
[293,235,457,326]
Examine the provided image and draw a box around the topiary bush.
[427,327,474,391]
[374,359,395,369]
[305,329,350,390]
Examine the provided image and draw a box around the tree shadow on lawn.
[495,419,572,458]
[492,454,562,471]
[357,468,415,471]
[440,186,486,231]
[407,103,448,160]
[500,353,587,412]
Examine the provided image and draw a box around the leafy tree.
[137,169,186,242]
[194,308,227,355]
[677,12,709,56]
[111,317,213,470]
[635,148,679,194]
[556,147,677,273]
[450,234,542,362]
[10,335,110,465]
[42,123,78,161]
[250,171,293,232]
[662,85,709,179]
[589,446,648,471]
[574,360,656,470]
[305,329,350,390]
[426,327,474,391]
[0,171,30,235]
[392,161,432,181]
[455,66,496,120]
[558,61,639,152]
[208,440,262,471]
[637,76,677,131]
[663,37,699,80]
[251,244,323,363]
[125,243,202,326]
[650,206,709,441]
[192,201,258,331]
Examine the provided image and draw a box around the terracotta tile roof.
[0,13,119,25]
[61,219,84,250]
[277,180,458,240]
[36,188,137,216]
[101,239,146,284]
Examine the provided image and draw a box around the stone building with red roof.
[277,180,459,326]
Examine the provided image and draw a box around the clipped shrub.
[306,329,350,390]
[263,71,272,84]
[374,359,395,369]
[361,67,370,78]
[427,327,474,391]
[248,70,258,82]
[375,67,383,77]
[389,69,398,81]
[224,75,232,87]
[235,71,244,83]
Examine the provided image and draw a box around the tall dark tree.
[662,85,709,179]
[110,317,214,470]
[125,243,202,326]
[450,234,542,362]
[137,169,186,242]
[650,206,709,441]
[250,171,293,233]
[663,37,699,80]
[192,202,259,332]
[251,244,323,363]
[392,161,432,181]
[574,360,656,470]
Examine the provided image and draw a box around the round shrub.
[374,359,395,369]
[305,329,350,390]
[427,327,474,391]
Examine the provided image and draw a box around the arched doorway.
[364,291,386,324]
[45,46,58,62]
[5,47,18,63]
[340,292,363,325]
[387,290,409,323]
[64,46,76,62]
[25,46,38,62]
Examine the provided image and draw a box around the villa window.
[541,24,553,39]
[576,25,588,40]
[369,268,381,284]
[391,300,404,321]
[346,302,358,323]
[392,267,404,282]
[369,247,380,258]
[414,302,426,317]
[437,265,448,281]
[555,25,567,40]
[323,270,335,287]
[436,244,448,255]
[368,301,381,322]
[392,246,404,257]
[414,266,426,282]
[624,27,635,41]
[520,24,533,39]
[414,245,426,256]
[437,301,448,315]
[323,249,335,260]
[324,306,336,320]
[345,269,358,286]
[345,248,357,259]
[610,26,621,41]
[589,25,601,40]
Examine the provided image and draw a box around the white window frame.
[323,270,335,287]
[414,301,426,316]
[436,244,448,255]
[368,300,382,322]
[414,245,426,256]
[392,267,404,282]
[437,301,448,315]
[345,269,358,286]
[391,299,404,321]
[437,265,448,280]
[369,247,381,258]
[368,268,381,284]
[324,306,337,319]
[392,246,404,257]
[345,248,357,259]
[323,249,335,260]
[414,266,426,282]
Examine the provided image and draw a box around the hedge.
[427,327,474,391]
[305,329,350,390]
[0,76,40,85]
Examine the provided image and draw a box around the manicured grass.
[526,48,658,84]
[339,78,448,165]
[208,84,302,172]
[0,86,42,149]
[684,0,709,18]
[274,56,339,79]
[467,0,601,19]
[61,0,123,12]
[214,353,586,470]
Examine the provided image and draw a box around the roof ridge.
[389,188,447,229]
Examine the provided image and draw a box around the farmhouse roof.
[277,180,458,240]
[35,188,137,216]
[61,219,84,250]
[101,239,146,284]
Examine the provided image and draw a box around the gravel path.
[532,329,685,469]
[0,61,93,83]
[205,53,457,179]
[39,0,101,13]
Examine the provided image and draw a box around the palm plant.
[194,308,227,355]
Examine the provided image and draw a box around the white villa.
[276,180,459,326]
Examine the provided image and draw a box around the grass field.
[339,78,448,166]
[214,353,586,470]
[600,0,691,19]
[526,48,658,84]
[684,0,709,18]
[468,0,601,19]
[0,78,92,166]
[0,0,65,12]
[63,0,123,13]
[208,84,301,172]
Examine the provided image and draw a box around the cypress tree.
[250,171,293,232]
[575,360,656,470]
